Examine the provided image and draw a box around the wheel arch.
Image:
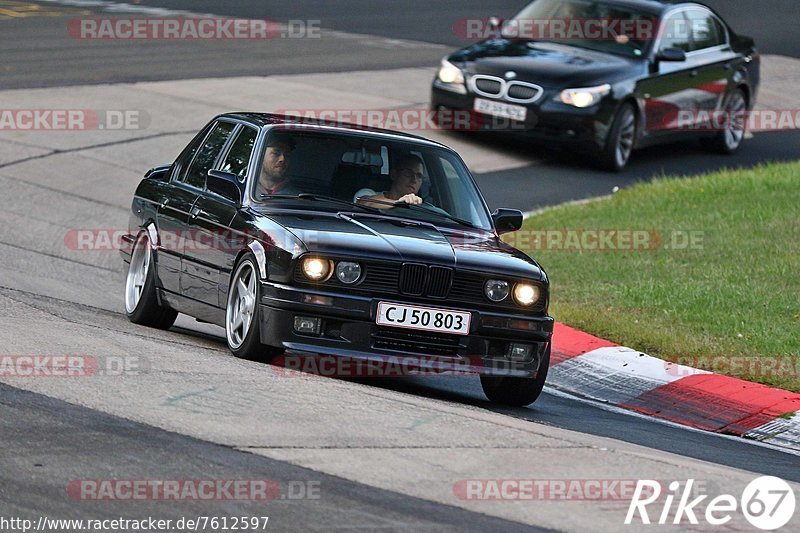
[231,241,268,284]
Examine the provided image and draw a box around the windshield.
[251,129,493,230]
[504,0,657,58]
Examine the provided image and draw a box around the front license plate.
[473,97,527,121]
[376,302,471,335]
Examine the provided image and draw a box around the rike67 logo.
[626,476,796,530]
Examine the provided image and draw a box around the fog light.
[507,343,533,361]
[294,316,322,335]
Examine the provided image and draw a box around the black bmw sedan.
[121,114,553,406]
[431,0,760,170]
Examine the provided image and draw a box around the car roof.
[568,0,713,16]
[218,112,450,149]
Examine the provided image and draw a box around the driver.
[256,134,301,197]
[355,154,425,209]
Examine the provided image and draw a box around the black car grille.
[427,266,454,298]
[506,83,541,101]
[371,327,462,357]
[398,264,453,298]
[361,262,400,293]
[399,263,427,296]
[474,78,503,96]
[450,271,487,303]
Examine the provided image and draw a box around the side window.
[221,126,258,181]
[182,121,235,189]
[172,123,213,183]
[687,10,725,50]
[659,12,691,53]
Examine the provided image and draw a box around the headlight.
[484,279,510,302]
[437,59,465,85]
[513,283,540,306]
[335,262,362,284]
[559,84,611,108]
[301,257,332,282]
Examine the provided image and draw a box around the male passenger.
[355,154,425,209]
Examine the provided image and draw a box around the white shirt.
[353,188,377,202]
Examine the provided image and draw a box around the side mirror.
[492,208,523,234]
[207,169,242,204]
[656,47,687,62]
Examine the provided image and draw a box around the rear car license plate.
[376,302,471,335]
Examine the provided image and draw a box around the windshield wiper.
[355,197,479,229]
[259,193,383,214]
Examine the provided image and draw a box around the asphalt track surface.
[0,383,542,531]
[1,1,800,530]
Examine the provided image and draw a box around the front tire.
[480,345,550,407]
[226,254,282,361]
[124,231,178,329]
[599,102,636,171]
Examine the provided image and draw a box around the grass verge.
[510,161,800,392]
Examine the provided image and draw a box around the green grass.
[510,161,800,392]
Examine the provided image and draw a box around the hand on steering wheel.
[396,193,423,205]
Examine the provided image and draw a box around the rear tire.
[707,88,747,154]
[124,232,178,330]
[226,254,283,361]
[599,102,636,171]
[480,345,550,407]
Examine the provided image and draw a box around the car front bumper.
[259,282,553,378]
[431,83,616,151]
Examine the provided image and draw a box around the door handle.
[689,70,699,78]
[159,199,169,209]
[723,63,732,71]
[190,207,202,219]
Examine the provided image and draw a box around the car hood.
[259,211,545,281]
[451,39,643,88]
